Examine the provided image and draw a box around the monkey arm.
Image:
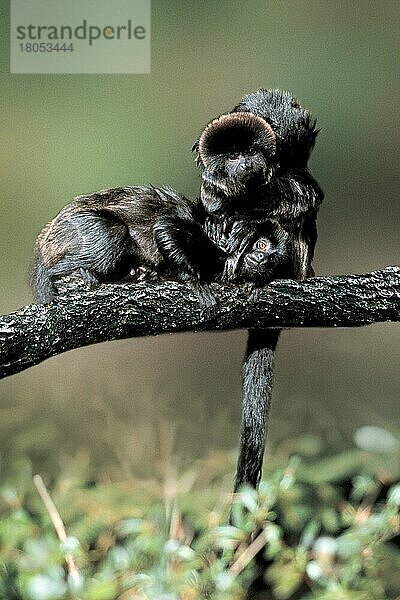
[221,222,256,282]
[153,215,225,314]
[267,169,323,221]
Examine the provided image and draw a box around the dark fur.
[197,111,277,213]
[233,88,319,168]
[194,89,324,490]
[31,90,322,494]
[194,96,323,280]
[31,186,225,311]
[222,219,291,286]
[32,183,289,311]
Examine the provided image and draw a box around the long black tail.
[234,328,281,491]
[30,245,54,304]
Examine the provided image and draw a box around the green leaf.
[86,577,119,600]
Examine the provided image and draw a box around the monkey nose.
[230,156,247,173]
[245,253,263,267]
[231,163,245,175]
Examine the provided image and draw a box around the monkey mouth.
[198,112,276,168]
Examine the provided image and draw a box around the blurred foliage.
[1,429,400,600]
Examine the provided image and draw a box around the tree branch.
[0,266,399,379]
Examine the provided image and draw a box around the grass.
[0,429,400,599]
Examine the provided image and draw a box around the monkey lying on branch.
[31,186,289,310]
[32,186,223,313]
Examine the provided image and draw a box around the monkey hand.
[242,281,257,297]
[130,266,159,283]
[221,255,242,283]
[189,280,219,321]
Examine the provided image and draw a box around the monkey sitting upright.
[230,88,324,279]
[31,185,225,312]
[194,104,322,280]
[193,90,324,491]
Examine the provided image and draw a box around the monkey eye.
[291,100,302,109]
[254,238,271,252]
[228,152,239,159]
[247,148,257,156]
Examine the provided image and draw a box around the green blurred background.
[0,1,399,479]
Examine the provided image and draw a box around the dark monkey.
[31,186,225,310]
[32,185,281,310]
[194,89,324,490]
[196,111,277,216]
[230,89,325,282]
[229,220,291,287]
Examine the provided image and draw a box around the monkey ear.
[192,137,203,167]
[313,124,321,138]
[192,138,205,168]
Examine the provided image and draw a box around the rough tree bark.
[0,266,399,379]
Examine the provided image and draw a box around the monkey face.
[197,112,276,193]
[235,221,291,285]
[232,89,319,167]
[243,237,273,269]
[224,148,266,180]
[240,237,278,285]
